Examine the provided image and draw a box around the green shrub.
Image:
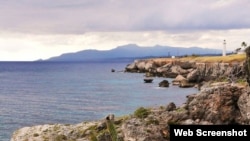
[89,131,98,141]
[134,107,150,118]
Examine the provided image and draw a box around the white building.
[223,40,226,56]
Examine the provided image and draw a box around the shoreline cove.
[8,57,250,140]
[0,61,198,141]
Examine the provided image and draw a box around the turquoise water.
[0,61,198,141]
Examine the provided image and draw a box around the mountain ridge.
[44,44,226,62]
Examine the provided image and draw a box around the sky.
[1,0,250,61]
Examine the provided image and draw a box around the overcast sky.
[1,0,250,61]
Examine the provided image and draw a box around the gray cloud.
[0,0,250,34]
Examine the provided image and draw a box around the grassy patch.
[147,54,246,63]
[179,54,246,63]
[236,78,247,86]
[134,107,150,119]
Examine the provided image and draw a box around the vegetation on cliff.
[149,54,245,65]
[179,54,245,63]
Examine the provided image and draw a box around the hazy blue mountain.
[45,44,225,62]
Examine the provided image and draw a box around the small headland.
[125,54,247,88]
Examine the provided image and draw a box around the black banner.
[170,125,250,141]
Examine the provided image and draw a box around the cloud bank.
[1,0,249,34]
[0,0,250,61]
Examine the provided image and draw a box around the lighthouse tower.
[223,40,226,56]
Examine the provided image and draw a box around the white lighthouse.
[223,40,226,56]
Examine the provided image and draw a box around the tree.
[235,47,241,54]
[241,42,247,48]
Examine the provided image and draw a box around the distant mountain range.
[44,44,226,62]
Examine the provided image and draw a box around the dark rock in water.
[111,69,115,72]
[159,80,169,87]
[144,78,153,83]
[166,102,176,111]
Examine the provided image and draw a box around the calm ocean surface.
[0,61,198,141]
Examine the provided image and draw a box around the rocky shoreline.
[125,58,245,87]
[11,58,250,141]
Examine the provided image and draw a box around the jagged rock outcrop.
[11,122,99,141]
[11,83,250,141]
[125,59,245,86]
[238,91,250,123]
[179,79,195,88]
[186,83,244,124]
[172,75,186,85]
[125,59,159,73]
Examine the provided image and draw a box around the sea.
[0,61,198,141]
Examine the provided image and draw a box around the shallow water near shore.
[0,61,198,141]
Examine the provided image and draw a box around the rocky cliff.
[125,59,245,87]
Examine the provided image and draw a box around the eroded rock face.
[179,79,195,88]
[186,84,244,124]
[125,60,158,73]
[120,84,250,140]
[172,75,186,85]
[122,118,166,141]
[238,92,250,124]
[125,60,245,86]
[11,122,99,141]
